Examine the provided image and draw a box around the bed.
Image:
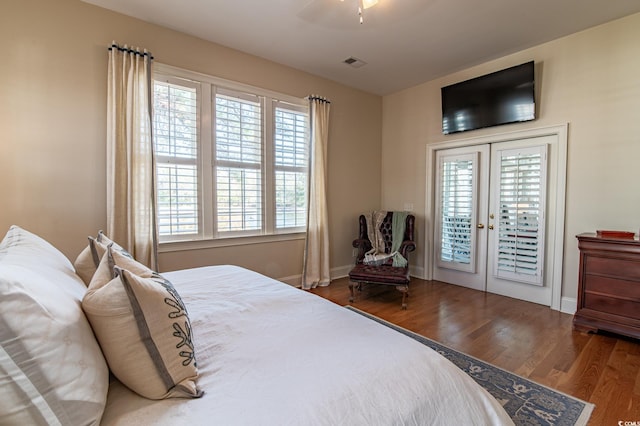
[0,225,513,425]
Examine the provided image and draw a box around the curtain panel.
[106,42,158,270]
[302,96,331,289]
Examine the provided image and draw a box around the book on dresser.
[575,232,640,340]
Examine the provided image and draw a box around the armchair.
[348,212,416,309]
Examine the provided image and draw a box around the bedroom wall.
[0,0,382,281]
[381,13,640,305]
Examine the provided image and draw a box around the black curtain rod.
[308,95,331,104]
[108,43,154,60]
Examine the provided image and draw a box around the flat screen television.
[441,61,535,135]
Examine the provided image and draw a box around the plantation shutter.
[153,79,200,238]
[274,102,309,230]
[436,152,478,273]
[152,65,311,243]
[494,145,547,285]
[215,88,263,233]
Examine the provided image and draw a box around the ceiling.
[81,0,640,95]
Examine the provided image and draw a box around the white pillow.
[82,247,202,400]
[0,225,109,425]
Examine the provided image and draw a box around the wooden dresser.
[575,233,640,339]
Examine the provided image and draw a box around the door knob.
[477,224,485,229]
[489,225,494,230]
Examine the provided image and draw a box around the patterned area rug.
[346,306,594,426]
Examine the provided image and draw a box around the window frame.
[492,145,547,286]
[153,63,309,251]
[153,75,203,241]
[272,100,310,233]
[435,150,479,274]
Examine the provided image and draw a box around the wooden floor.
[310,277,640,425]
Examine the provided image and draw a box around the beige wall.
[0,0,382,280]
[382,13,640,301]
[5,0,638,296]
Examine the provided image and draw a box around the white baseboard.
[331,264,353,280]
[560,297,577,315]
[279,265,351,287]
[279,274,302,287]
[410,265,425,280]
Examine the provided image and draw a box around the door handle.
[477,224,485,229]
[489,225,494,230]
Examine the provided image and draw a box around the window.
[273,104,308,229]
[214,89,263,234]
[435,150,479,274]
[439,157,474,265]
[153,79,200,237]
[494,145,547,285]
[152,65,309,243]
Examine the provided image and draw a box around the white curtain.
[302,96,331,289]
[106,42,158,270]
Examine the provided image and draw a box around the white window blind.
[438,155,475,268]
[215,90,262,233]
[274,103,308,229]
[152,65,310,244]
[153,79,200,238]
[494,146,547,285]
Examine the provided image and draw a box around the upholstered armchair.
[348,212,416,309]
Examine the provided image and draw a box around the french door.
[433,145,489,291]
[433,132,563,307]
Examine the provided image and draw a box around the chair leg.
[349,282,364,303]
[396,285,409,310]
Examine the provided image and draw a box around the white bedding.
[100,265,513,425]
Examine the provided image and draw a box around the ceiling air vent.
[343,56,367,68]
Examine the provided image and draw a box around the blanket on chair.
[363,211,408,267]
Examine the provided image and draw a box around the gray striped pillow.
[82,247,202,400]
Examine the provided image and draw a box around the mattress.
[100,265,513,425]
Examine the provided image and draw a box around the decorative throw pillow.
[82,247,202,400]
[74,236,100,285]
[74,231,132,285]
[0,225,109,425]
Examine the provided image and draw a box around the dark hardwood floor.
[310,277,640,425]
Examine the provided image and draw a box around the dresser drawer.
[584,293,640,320]
[585,256,640,280]
[584,275,640,300]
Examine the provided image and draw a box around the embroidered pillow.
[82,247,202,400]
[0,225,109,425]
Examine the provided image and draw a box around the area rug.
[346,306,594,426]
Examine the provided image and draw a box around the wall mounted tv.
[441,61,535,135]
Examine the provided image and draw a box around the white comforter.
[100,265,513,425]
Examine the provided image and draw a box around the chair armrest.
[352,238,371,263]
[399,240,416,258]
